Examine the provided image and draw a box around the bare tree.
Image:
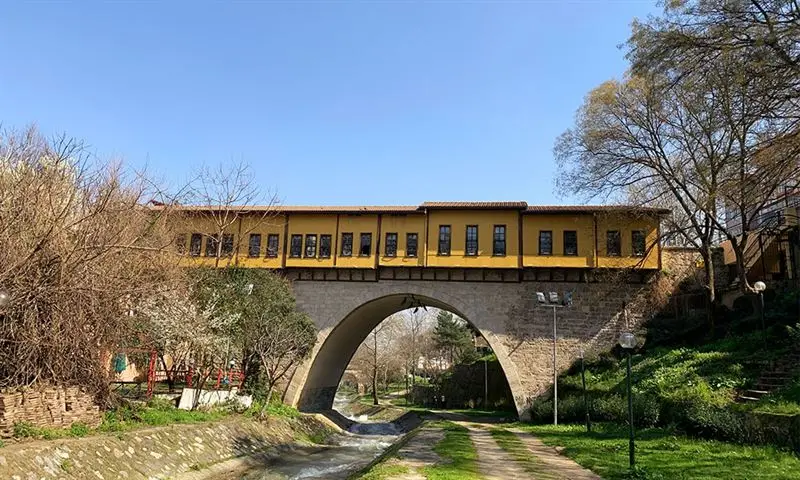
[0,126,184,399]
[629,1,799,86]
[250,310,316,406]
[556,46,800,314]
[188,161,281,267]
[350,315,404,405]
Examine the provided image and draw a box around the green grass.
[422,421,481,480]
[517,423,800,480]
[12,421,93,440]
[12,399,240,440]
[356,462,410,480]
[490,428,545,474]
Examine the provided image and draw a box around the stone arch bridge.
[280,264,689,420]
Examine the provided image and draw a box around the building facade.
[174,201,665,273]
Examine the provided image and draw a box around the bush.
[594,395,627,423]
[69,422,90,437]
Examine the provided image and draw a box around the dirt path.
[466,424,542,480]
[508,428,601,480]
[361,412,601,480]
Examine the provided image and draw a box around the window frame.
[175,234,187,254]
[563,230,578,256]
[205,234,219,257]
[248,233,261,258]
[538,230,553,256]
[359,233,372,257]
[606,230,621,257]
[632,230,646,257]
[189,233,202,257]
[385,232,398,257]
[493,225,507,256]
[266,234,280,258]
[465,225,478,256]
[221,233,234,257]
[438,225,451,256]
[406,233,418,258]
[341,232,353,257]
[289,234,303,258]
[304,234,317,258]
[319,234,332,258]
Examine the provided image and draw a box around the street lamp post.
[537,291,573,426]
[754,281,767,348]
[580,348,591,432]
[619,331,637,469]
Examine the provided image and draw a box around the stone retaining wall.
[0,415,328,479]
[0,387,101,438]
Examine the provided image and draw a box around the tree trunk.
[372,331,379,405]
[702,245,717,333]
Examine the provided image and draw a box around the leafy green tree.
[433,311,479,366]
[189,267,316,402]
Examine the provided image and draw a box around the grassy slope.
[518,424,800,480]
[553,330,800,418]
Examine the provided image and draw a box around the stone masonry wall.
[0,387,101,438]
[0,415,328,479]
[286,276,666,419]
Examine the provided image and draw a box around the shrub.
[69,422,89,437]
[594,395,626,423]
[13,422,38,438]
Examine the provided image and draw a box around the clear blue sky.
[0,1,658,206]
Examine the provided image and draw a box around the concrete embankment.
[0,414,333,479]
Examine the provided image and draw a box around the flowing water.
[237,392,401,480]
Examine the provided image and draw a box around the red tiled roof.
[524,205,670,214]
[420,201,529,210]
[158,202,669,215]
[163,205,419,214]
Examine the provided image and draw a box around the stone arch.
[285,283,527,419]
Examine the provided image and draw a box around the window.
[175,234,187,254]
[438,225,451,255]
[341,233,353,256]
[319,234,332,258]
[221,234,234,257]
[385,232,398,257]
[493,225,506,256]
[632,230,646,257]
[189,233,202,256]
[305,234,317,258]
[266,234,279,258]
[539,231,553,255]
[607,230,621,256]
[248,234,261,258]
[465,225,478,256]
[406,233,418,257]
[290,234,302,258]
[205,234,218,257]
[359,233,372,256]
[563,231,578,256]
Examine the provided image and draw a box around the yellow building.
[173,202,666,271]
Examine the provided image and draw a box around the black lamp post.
[754,281,767,348]
[619,331,637,469]
[580,348,591,432]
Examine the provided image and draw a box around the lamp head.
[754,281,767,293]
[0,290,10,308]
[548,292,559,304]
[563,291,573,307]
[536,292,546,304]
[618,332,637,350]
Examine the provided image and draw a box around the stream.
[236,392,401,480]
